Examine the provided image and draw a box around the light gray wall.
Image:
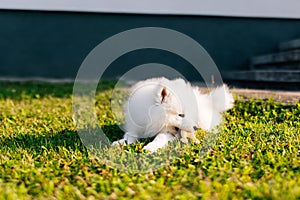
[1,0,300,19]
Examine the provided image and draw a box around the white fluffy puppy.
[112,77,234,152]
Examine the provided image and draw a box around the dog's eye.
[178,114,185,118]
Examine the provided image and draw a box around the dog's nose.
[178,114,185,118]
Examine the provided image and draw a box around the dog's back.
[194,85,234,131]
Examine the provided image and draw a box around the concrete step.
[251,62,300,71]
[251,63,300,70]
[223,70,300,83]
[251,50,300,69]
[279,38,300,51]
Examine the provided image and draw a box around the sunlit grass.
[0,81,299,199]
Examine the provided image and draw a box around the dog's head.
[158,85,198,134]
[158,86,182,116]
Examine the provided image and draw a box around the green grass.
[0,81,299,199]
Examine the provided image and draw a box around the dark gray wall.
[0,10,300,80]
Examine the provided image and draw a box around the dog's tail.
[210,84,234,113]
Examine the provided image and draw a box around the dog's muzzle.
[178,114,199,131]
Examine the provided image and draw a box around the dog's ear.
[160,87,168,103]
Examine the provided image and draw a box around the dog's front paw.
[111,141,119,146]
[180,137,189,144]
[143,143,160,152]
[143,147,156,153]
[111,139,126,146]
[192,138,201,144]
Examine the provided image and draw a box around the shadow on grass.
[0,80,118,100]
[2,129,85,153]
[1,124,124,154]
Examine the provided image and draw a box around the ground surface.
[231,88,300,104]
[0,81,299,199]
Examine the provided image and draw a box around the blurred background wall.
[0,1,300,88]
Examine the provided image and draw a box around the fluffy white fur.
[112,77,234,152]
